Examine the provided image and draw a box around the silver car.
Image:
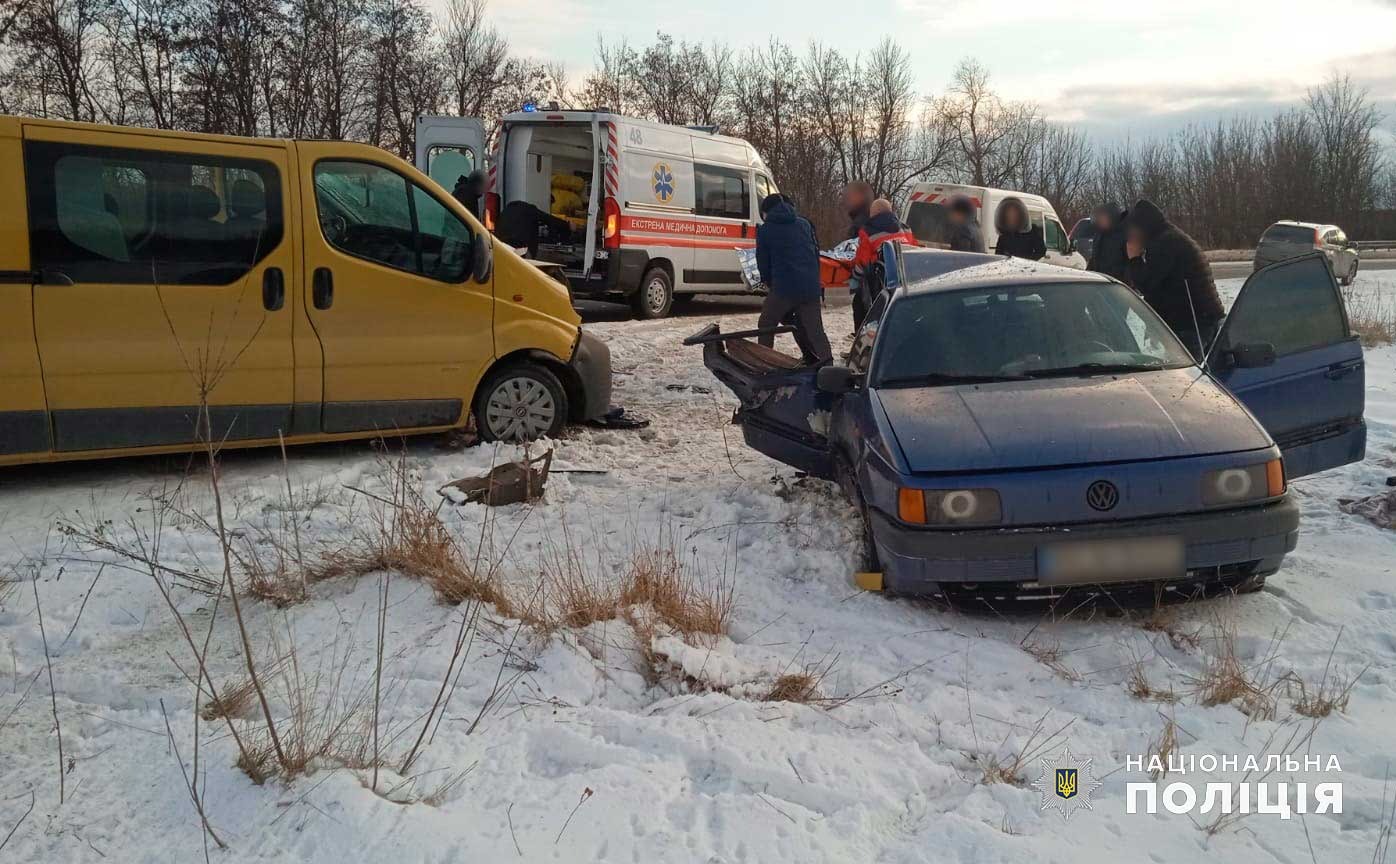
[1255,221,1360,285]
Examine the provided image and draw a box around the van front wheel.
[475,363,568,442]
[632,267,674,319]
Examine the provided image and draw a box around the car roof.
[897,249,1113,297]
[1270,220,1331,230]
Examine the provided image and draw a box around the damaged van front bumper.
[570,329,613,421]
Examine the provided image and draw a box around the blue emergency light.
[522,101,537,112]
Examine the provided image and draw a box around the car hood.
[875,368,1272,474]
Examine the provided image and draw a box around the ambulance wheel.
[633,267,674,319]
[475,362,568,443]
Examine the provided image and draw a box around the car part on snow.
[439,449,552,506]
[854,572,884,592]
[1339,488,1396,529]
[585,406,650,430]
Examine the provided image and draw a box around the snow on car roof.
[898,249,1114,296]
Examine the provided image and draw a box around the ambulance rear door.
[414,116,487,206]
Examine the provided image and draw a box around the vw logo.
[1086,480,1119,512]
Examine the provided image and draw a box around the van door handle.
[313,267,334,310]
[262,267,285,311]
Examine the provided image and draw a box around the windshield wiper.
[1022,362,1164,378]
[879,372,1027,387]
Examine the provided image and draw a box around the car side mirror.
[1230,342,1276,368]
[816,365,861,394]
[472,235,493,283]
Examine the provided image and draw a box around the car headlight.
[898,488,1002,525]
[1202,459,1285,506]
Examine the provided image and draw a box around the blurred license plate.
[1038,536,1185,585]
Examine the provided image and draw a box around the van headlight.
[1202,459,1285,506]
[898,488,1002,525]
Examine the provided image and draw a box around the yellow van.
[0,116,611,466]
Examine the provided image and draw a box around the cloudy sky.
[475,0,1396,140]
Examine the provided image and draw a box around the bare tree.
[935,58,1042,187]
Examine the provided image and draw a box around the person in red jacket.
[850,198,915,329]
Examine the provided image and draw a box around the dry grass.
[316,460,516,615]
[977,711,1074,786]
[540,524,734,639]
[1147,712,1180,781]
[1186,620,1283,721]
[763,671,823,704]
[233,635,399,784]
[1020,637,1082,682]
[1343,284,1396,347]
[1140,607,1202,652]
[1126,661,1179,703]
[1282,629,1366,718]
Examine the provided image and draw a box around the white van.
[415,110,775,318]
[901,182,1085,269]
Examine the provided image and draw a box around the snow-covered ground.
[1,273,1394,863]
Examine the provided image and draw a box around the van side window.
[695,164,749,220]
[25,141,282,285]
[1044,218,1069,254]
[754,174,774,210]
[314,160,472,282]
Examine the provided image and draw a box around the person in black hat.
[451,170,486,221]
[1086,202,1129,281]
[945,195,983,253]
[1125,199,1225,360]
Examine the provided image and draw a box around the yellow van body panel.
[489,242,580,363]
[0,117,592,467]
[0,125,49,458]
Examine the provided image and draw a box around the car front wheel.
[1342,261,1358,286]
[475,362,568,442]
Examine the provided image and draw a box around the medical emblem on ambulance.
[652,163,675,203]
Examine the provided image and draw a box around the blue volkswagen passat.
[690,249,1365,604]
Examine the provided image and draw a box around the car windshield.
[872,280,1196,387]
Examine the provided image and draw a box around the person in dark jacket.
[496,200,569,258]
[1125,199,1225,360]
[452,170,486,220]
[945,195,983,253]
[1086,203,1129,280]
[844,181,874,240]
[992,197,1046,260]
[756,194,832,364]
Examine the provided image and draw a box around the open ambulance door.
[581,116,602,278]
[414,116,487,212]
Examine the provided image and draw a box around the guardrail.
[1353,241,1396,251]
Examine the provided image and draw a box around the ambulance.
[901,182,1086,269]
[416,109,775,318]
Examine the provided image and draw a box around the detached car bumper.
[871,496,1299,593]
[569,329,613,421]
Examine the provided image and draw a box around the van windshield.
[906,201,952,246]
